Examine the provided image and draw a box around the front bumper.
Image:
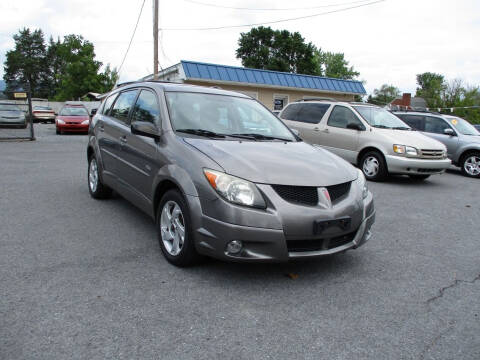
[57,123,89,132]
[385,155,451,175]
[189,193,375,263]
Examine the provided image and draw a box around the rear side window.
[110,90,138,124]
[296,103,330,124]
[280,103,301,120]
[327,105,361,129]
[131,90,160,124]
[424,116,451,134]
[102,93,118,115]
[397,115,425,131]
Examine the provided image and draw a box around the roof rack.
[295,97,339,102]
[115,79,179,88]
[349,102,377,106]
[391,108,441,115]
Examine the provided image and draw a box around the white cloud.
[1,0,479,95]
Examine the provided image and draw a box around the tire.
[156,189,200,267]
[56,128,60,135]
[409,174,430,181]
[460,151,480,178]
[360,151,388,181]
[87,155,112,199]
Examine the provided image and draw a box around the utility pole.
[153,0,159,80]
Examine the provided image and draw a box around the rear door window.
[424,116,452,134]
[327,105,362,129]
[295,103,330,124]
[110,90,138,124]
[131,89,160,125]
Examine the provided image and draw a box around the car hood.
[375,129,446,150]
[183,138,357,186]
[57,115,89,122]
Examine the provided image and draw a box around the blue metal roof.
[180,60,366,95]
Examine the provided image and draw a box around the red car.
[56,105,90,134]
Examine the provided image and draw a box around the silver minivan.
[279,100,451,181]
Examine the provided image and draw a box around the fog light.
[226,240,243,254]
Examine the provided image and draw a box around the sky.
[0,0,479,95]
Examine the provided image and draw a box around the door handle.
[99,124,104,132]
[120,136,127,144]
[313,127,320,132]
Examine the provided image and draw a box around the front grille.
[419,149,444,159]
[286,230,357,252]
[327,182,351,202]
[272,181,351,206]
[272,185,318,206]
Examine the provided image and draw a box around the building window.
[274,94,289,110]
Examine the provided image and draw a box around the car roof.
[115,81,251,99]
[286,100,381,109]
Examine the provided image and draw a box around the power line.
[161,0,386,31]
[180,0,373,11]
[117,0,146,78]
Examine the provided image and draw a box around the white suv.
[279,100,451,181]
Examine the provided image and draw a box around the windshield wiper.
[392,127,411,130]
[371,124,391,129]
[230,133,293,142]
[176,129,226,138]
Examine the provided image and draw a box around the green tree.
[3,28,48,97]
[367,84,401,105]
[236,26,320,75]
[53,34,117,100]
[415,72,446,108]
[317,51,359,80]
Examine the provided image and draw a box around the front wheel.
[409,174,430,181]
[460,152,480,178]
[360,151,388,181]
[157,189,200,267]
[88,155,112,199]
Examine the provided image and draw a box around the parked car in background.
[0,103,26,128]
[56,104,90,134]
[279,100,451,181]
[32,105,55,123]
[87,82,375,266]
[394,112,480,178]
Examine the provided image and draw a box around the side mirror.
[131,121,161,140]
[444,128,455,136]
[90,108,97,116]
[346,122,365,131]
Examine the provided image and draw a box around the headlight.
[356,169,368,199]
[81,119,90,125]
[57,119,65,124]
[393,144,418,156]
[204,169,266,208]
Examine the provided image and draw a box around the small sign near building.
[14,92,27,99]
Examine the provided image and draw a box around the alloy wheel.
[160,200,185,256]
[464,155,480,176]
[363,156,379,177]
[89,158,99,193]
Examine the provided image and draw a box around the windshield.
[354,106,411,129]
[165,92,296,141]
[34,106,52,110]
[59,107,88,116]
[447,117,479,136]
[0,104,21,111]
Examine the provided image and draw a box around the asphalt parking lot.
[1,124,479,360]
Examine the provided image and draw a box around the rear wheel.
[157,189,200,267]
[409,174,430,181]
[460,152,480,178]
[360,151,388,181]
[88,155,112,199]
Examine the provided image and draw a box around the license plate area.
[313,217,351,235]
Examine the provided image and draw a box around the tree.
[236,27,320,75]
[368,84,401,105]
[3,28,48,97]
[415,72,446,108]
[317,51,359,80]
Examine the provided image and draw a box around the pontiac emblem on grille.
[318,187,332,208]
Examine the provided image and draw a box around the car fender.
[455,142,480,163]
